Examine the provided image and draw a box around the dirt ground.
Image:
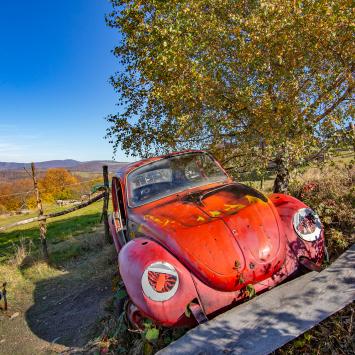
[0,231,116,355]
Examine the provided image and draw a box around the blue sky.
[0,0,131,163]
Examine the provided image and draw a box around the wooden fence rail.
[0,192,105,232]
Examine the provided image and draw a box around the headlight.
[293,208,322,242]
[141,262,179,301]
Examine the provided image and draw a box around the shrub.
[289,163,354,259]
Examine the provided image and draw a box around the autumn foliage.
[0,179,33,213]
[39,168,79,202]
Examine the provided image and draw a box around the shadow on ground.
[25,235,116,348]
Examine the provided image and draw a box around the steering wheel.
[139,186,152,200]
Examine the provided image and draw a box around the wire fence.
[0,190,33,198]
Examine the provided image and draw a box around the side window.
[198,154,224,177]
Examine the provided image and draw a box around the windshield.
[127,152,228,207]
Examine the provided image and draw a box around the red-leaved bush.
[289,164,354,260]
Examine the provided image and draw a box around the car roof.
[115,150,207,177]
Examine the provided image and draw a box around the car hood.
[131,183,286,291]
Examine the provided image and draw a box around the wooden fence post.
[102,165,111,244]
[31,162,49,261]
[1,282,7,311]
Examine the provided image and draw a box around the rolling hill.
[0,159,128,172]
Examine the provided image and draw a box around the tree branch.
[314,85,353,124]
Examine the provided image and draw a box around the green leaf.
[234,259,241,270]
[115,288,127,300]
[237,273,245,285]
[185,304,191,318]
[145,327,160,342]
[143,319,153,329]
[246,284,256,299]
[304,333,313,342]
[294,338,306,348]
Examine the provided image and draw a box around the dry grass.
[276,161,355,353]
[0,263,33,312]
[0,225,116,354]
[275,302,354,354]
[9,238,35,268]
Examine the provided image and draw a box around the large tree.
[106,0,353,192]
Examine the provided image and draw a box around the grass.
[0,187,116,353]
[0,201,103,262]
[275,302,354,354]
[333,149,354,164]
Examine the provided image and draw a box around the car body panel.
[270,193,325,263]
[118,237,199,326]
[129,182,287,291]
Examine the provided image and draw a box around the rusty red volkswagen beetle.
[109,150,325,327]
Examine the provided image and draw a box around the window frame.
[125,152,229,208]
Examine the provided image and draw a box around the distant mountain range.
[0,159,129,172]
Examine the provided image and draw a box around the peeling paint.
[224,203,246,212]
[144,214,176,228]
[209,210,221,217]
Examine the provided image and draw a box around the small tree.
[39,168,79,202]
[106,0,353,192]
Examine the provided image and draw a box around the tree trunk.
[273,151,290,194]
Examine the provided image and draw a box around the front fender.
[119,237,199,326]
[108,214,122,253]
[270,193,324,264]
